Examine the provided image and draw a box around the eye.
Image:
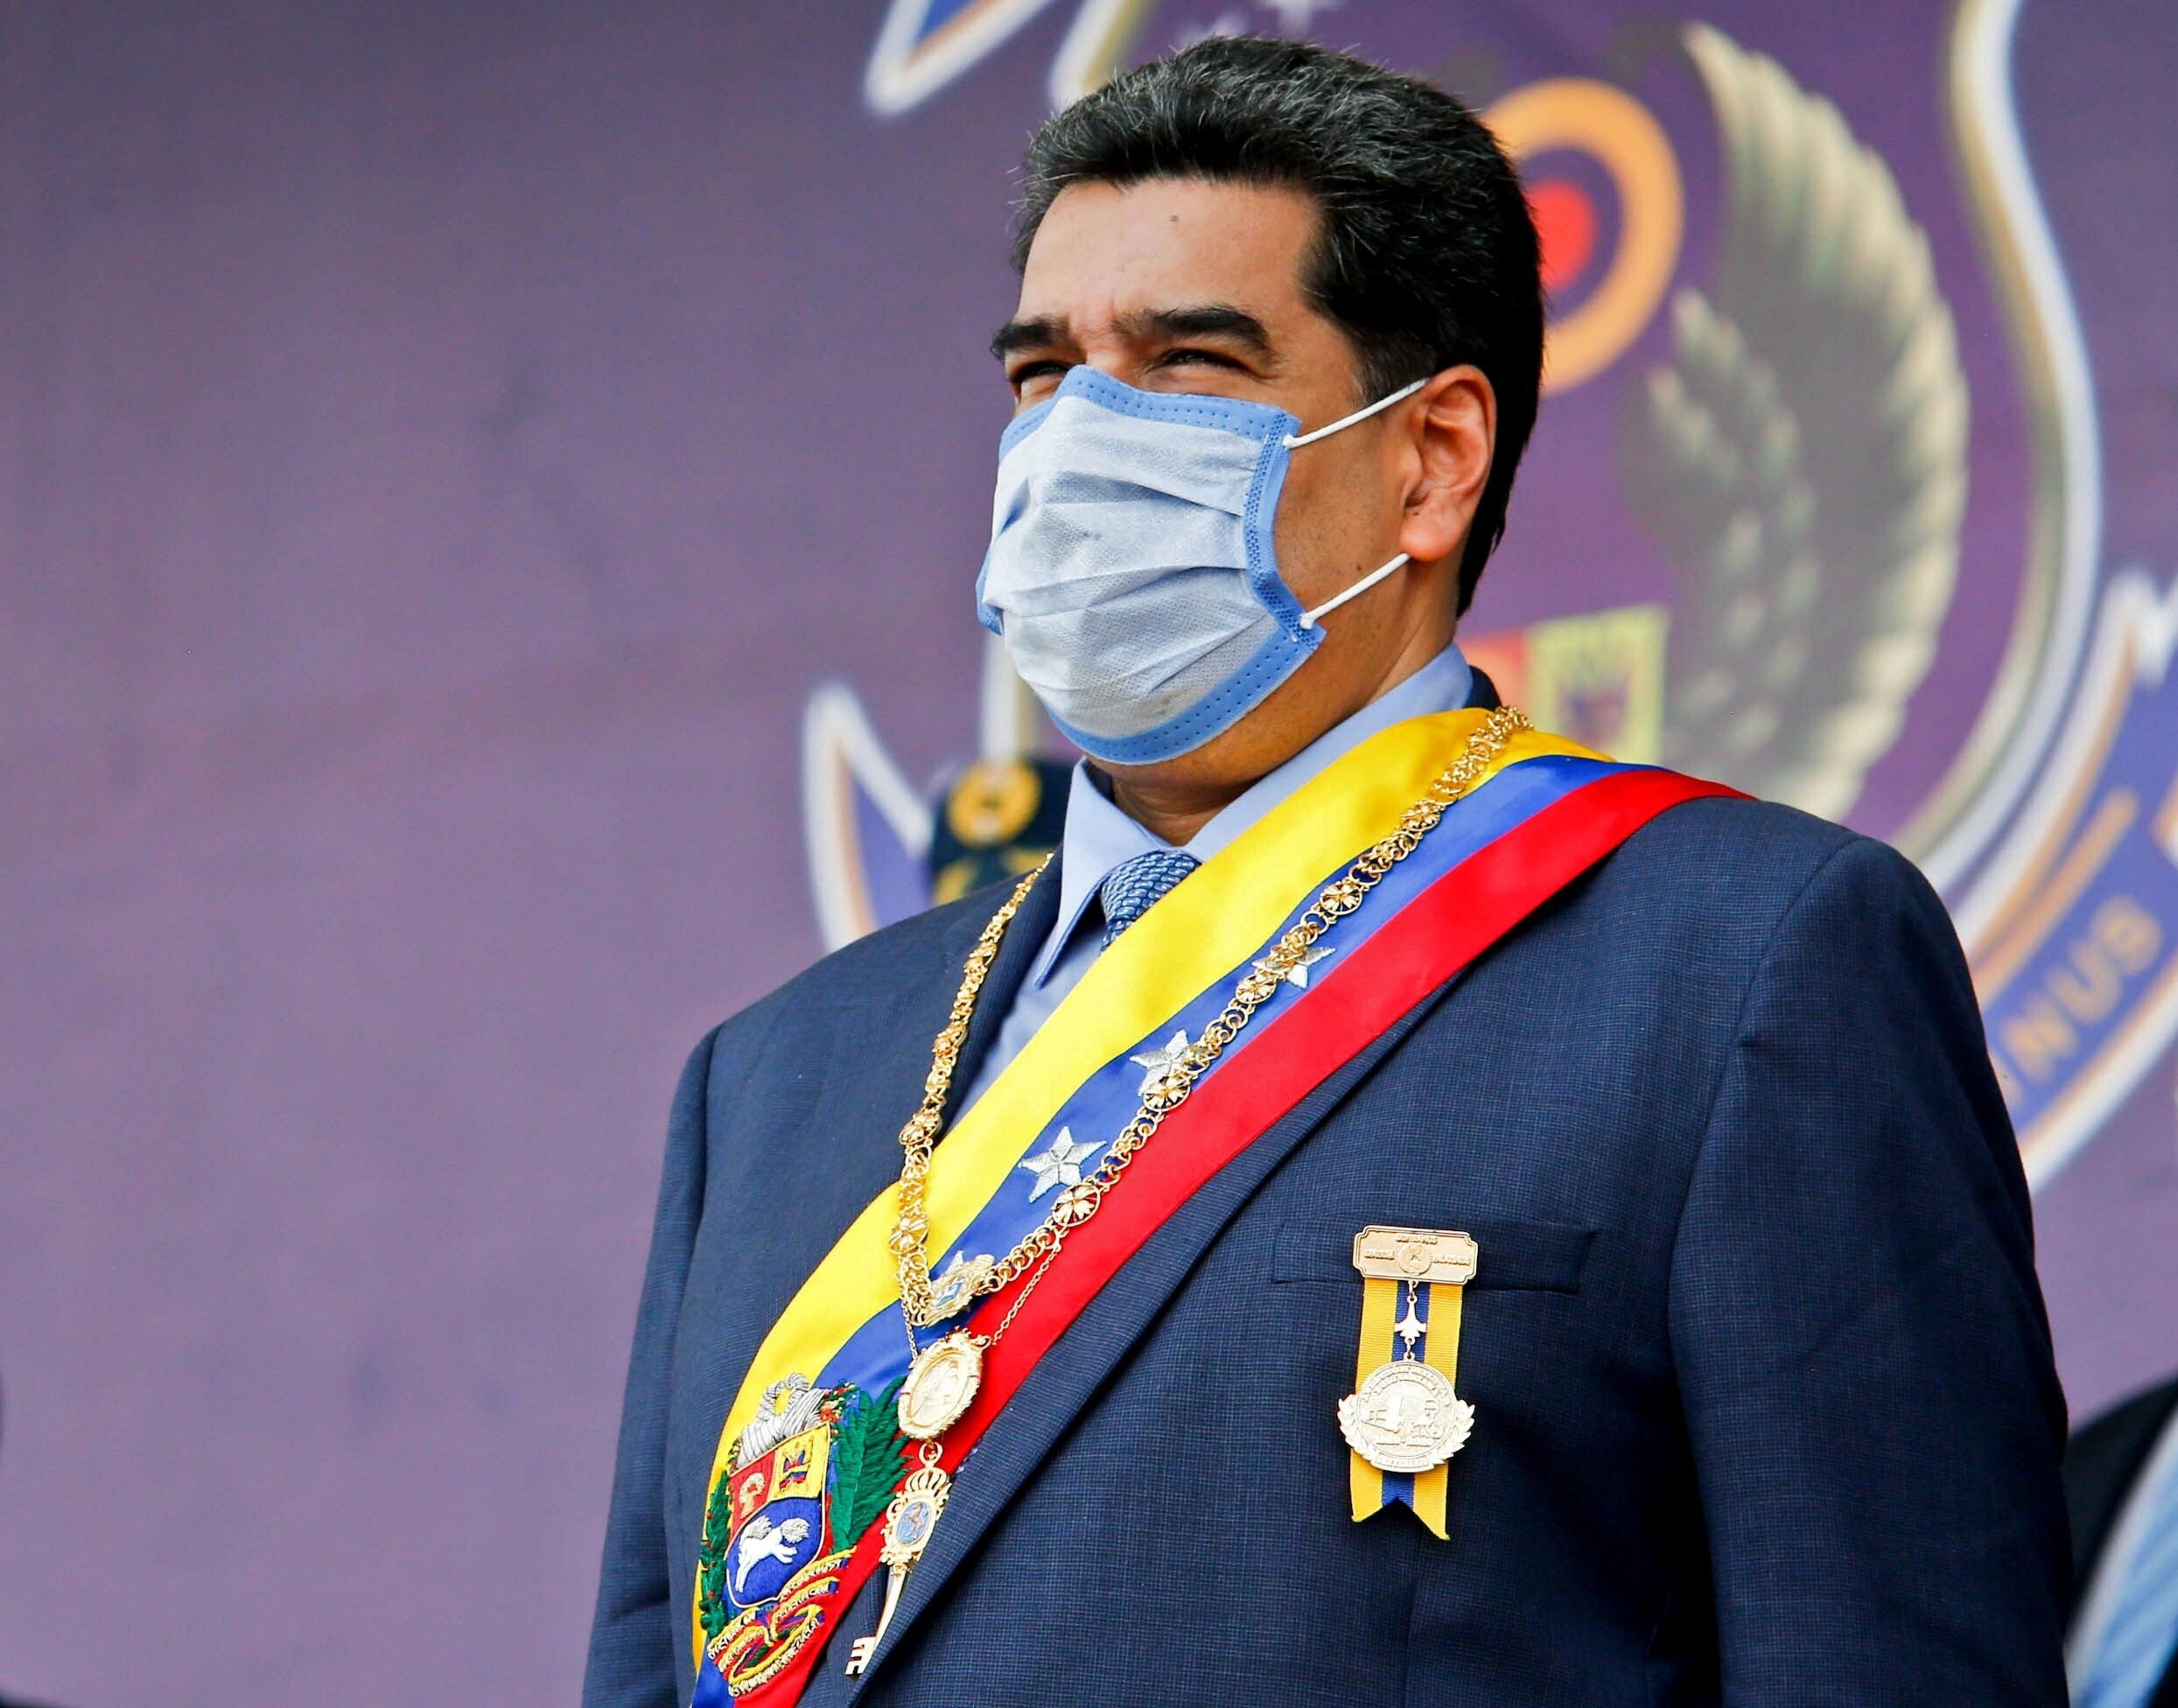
[1159,347,1244,370]
[1007,359,1068,390]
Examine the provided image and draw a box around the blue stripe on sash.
[810,755,1645,1404]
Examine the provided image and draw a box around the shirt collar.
[1030,640,1474,986]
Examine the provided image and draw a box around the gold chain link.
[891,704,1531,1334]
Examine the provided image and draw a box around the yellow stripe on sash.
[692,712,1601,1661]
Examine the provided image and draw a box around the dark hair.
[1012,36,1543,613]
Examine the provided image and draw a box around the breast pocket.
[1264,1213,1605,1508]
[1271,1214,1597,1292]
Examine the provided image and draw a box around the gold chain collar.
[839,705,1532,1678]
[888,704,1531,1333]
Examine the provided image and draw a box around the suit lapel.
[673,870,1061,1587]
[779,860,1064,1310]
[815,859,1063,1177]
[826,966,1468,1698]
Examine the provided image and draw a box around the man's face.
[996,176,1492,799]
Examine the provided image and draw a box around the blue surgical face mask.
[975,366,1426,766]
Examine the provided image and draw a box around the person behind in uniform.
[2069,1372,2178,1708]
[584,37,2068,1708]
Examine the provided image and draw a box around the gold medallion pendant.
[897,1331,984,1439]
[1338,1359,1475,1474]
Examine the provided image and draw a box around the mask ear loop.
[1284,376,1430,629]
[1279,377,1428,449]
[1299,552,1411,630]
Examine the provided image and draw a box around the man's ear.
[1395,367,1495,568]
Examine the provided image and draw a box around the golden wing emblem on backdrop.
[1627,23,1970,819]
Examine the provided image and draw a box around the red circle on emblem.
[1529,178,1598,296]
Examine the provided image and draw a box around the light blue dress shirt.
[958,641,1474,1113]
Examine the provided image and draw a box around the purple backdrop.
[3,3,2173,1703]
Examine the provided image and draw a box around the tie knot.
[1099,849,1200,945]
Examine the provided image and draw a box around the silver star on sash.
[1129,1030,1192,1093]
[1253,944,1335,990]
[1018,1127,1098,1200]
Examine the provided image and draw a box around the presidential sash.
[689,711,1737,1705]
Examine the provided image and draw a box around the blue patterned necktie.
[2081,1451,2178,1708]
[1098,849,1200,945]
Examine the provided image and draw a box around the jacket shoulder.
[1522,789,1963,1040]
[699,881,1013,1052]
[1601,788,1938,931]
[1626,790,1859,882]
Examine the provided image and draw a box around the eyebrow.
[989,303,1276,363]
[990,315,1065,360]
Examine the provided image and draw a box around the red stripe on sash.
[753,767,1737,1703]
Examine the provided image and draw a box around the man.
[2068,1373,2178,1706]
[585,38,2068,1707]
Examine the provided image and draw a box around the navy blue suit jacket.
[585,757,2069,1704]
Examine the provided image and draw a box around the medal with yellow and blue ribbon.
[1338,1226,1477,1538]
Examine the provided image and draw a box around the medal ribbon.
[692,717,1740,1704]
[1347,1275,1466,1537]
